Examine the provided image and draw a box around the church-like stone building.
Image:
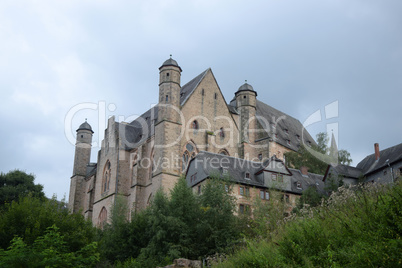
[68,57,318,226]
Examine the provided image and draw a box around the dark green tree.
[285,132,352,174]
[0,170,45,207]
[196,176,240,256]
[0,195,96,252]
[0,225,99,268]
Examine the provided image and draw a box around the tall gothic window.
[98,207,107,228]
[182,142,197,172]
[102,161,111,193]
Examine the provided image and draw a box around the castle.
[68,57,319,226]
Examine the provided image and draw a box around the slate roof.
[118,106,158,150]
[258,155,292,175]
[187,151,266,188]
[77,121,94,133]
[289,168,325,195]
[186,151,324,195]
[255,100,316,151]
[329,164,362,179]
[356,143,402,176]
[180,68,209,105]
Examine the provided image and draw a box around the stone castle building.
[68,57,318,226]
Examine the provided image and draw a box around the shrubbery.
[99,176,242,267]
[214,181,402,267]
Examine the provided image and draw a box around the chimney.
[300,166,309,176]
[374,143,380,161]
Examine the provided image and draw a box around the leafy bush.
[0,225,99,267]
[0,195,96,253]
[214,181,402,267]
[99,176,242,267]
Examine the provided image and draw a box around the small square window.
[278,174,283,182]
[239,186,244,196]
[260,190,264,199]
[265,191,270,200]
[297,182,302,190]
[272,173,277,181]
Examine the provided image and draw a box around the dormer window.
[245,172,250,180]
[284,129,289,135]
[297,182,302,190]
[271,123,276,129]
[296,134,300,141]
[287,140,291,146]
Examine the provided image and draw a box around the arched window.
[182,142,197,172]
[147,193,153,206]
[192,120,199,130]
[102,161,111,193]
[98,207,107,228]
[218,149,229,156]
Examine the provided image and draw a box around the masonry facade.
[68,57,317,226]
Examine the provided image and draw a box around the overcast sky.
[1,0,401,199]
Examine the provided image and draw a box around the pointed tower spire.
[329,131,338,165]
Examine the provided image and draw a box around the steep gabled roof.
[356,143,402,176]
[328,164,362,179]
[255,100,316,151]
[257,155,292,176]
[180,68,209,105]
[119,106,158,150]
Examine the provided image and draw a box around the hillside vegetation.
[214,181,402,267]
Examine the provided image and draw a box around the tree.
[0,225,99,267]
[196,176,240,257]
[285,132,352,175]
[0,195,96,252]
[0,170,45,207]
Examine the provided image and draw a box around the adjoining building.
[324,143,402,187]
[68,57,318,226]
[185,151,324,214]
